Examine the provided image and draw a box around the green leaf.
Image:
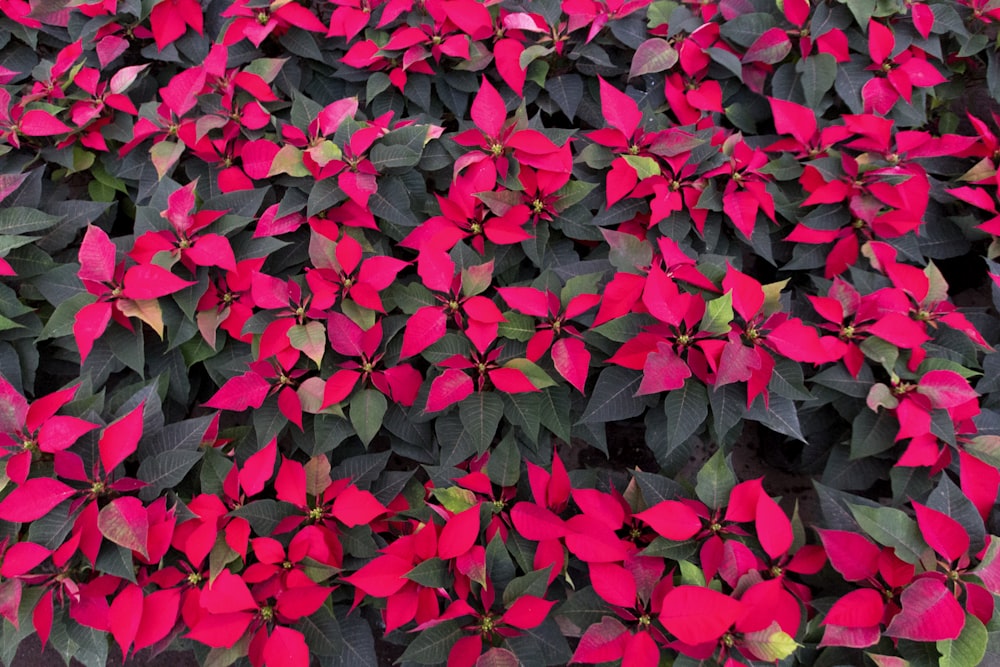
[326,613,377,667]
[230,500,299,536]
[700,291,734,335]
[555,587,611,634]
[538,386,572,443]
[629,38,678,79]
[748,395,805,442]
[431,486,478,514]
[577,366,644,423]
[845,0,877,25]
[928,475,986,556]
[349,389,387,447]
[850,409,898,459]
[498,311,537,342]
[849,504,929,565]
[398,619,466,664]
[368,177,418,227]
[487,430,522,487]
[696,449,736,510]
[458,392,504,454]
[0,207,62,234]
[137,450,202,501]
[503,358,556,389]
[295,606,343,657]
[405,557,452,588]
[288,321,326,367]
[553,180,597,212]
[546,73,583,119]
[95,541,137,583]
[769,356,813,401]
[659,379,708,455]
[622,155,660,180]
[370,143,421,170]
[503,393,541,444]
[860,336,900,376]
[502,566,552,607]
[797,53,838,109]
[939,614,988,667]
[709,383,745,440]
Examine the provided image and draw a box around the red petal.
[755,493,792,559]
[331,485,387,527]
[109,584,143,656]
[263,627,309,667]
[622,631,660,667]
[470,76,506,140]
[917,370,979,409]
[0,542,51,577]
[823,588,884,627]
[73,300,112,364]
[912,502,969,563]
[503,595,555,630]
[78,225,117,284]
[438,504,482,561]
[599,76,641,138]
[122,264,195,299]
[134,588,181,652]
[98,497,150,558]
[426,369,474,412]
[99,401,144,473]
[187,234,237,272]
[572,617,630,664]
[659,586,744,645]
[510,502,568,541]
[204,372,271,411]
[497,287,549,317]
[36,415,97,453]
[635,500,702,541]
[401,306,447,359]
[488,367,538,393]
[275,584,333,621]
[867,20,894,65]
[0,377,27,436]
[344,554,413,597]
[0,478,75,522]
[240,438,277,497]
[589,562,637,608]
[884,578,964,641]
[19,110,72,136]
[203,570,258,614]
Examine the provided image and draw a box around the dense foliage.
[2,0,1000,665]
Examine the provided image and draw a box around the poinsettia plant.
[1,0,1000,665]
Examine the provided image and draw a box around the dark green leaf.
[659,379,708,457]
[709,383,745,439]
[849,503,928,564]
[350,389,387,447]
[295,605,343,657]
[230,500,300,536]
[405,557,452,588]
[695,449,736,510]
[928,475,985,556]
[138,450,202,500]
[398,619,466,664]
[487,430,521,487]
[850,409,898,459]
[503,392,541,444]
[326,612,377,667]
[577,367,644,423]
[0,207,62,234]
[798,53,838,109]
[502,566,552,607]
